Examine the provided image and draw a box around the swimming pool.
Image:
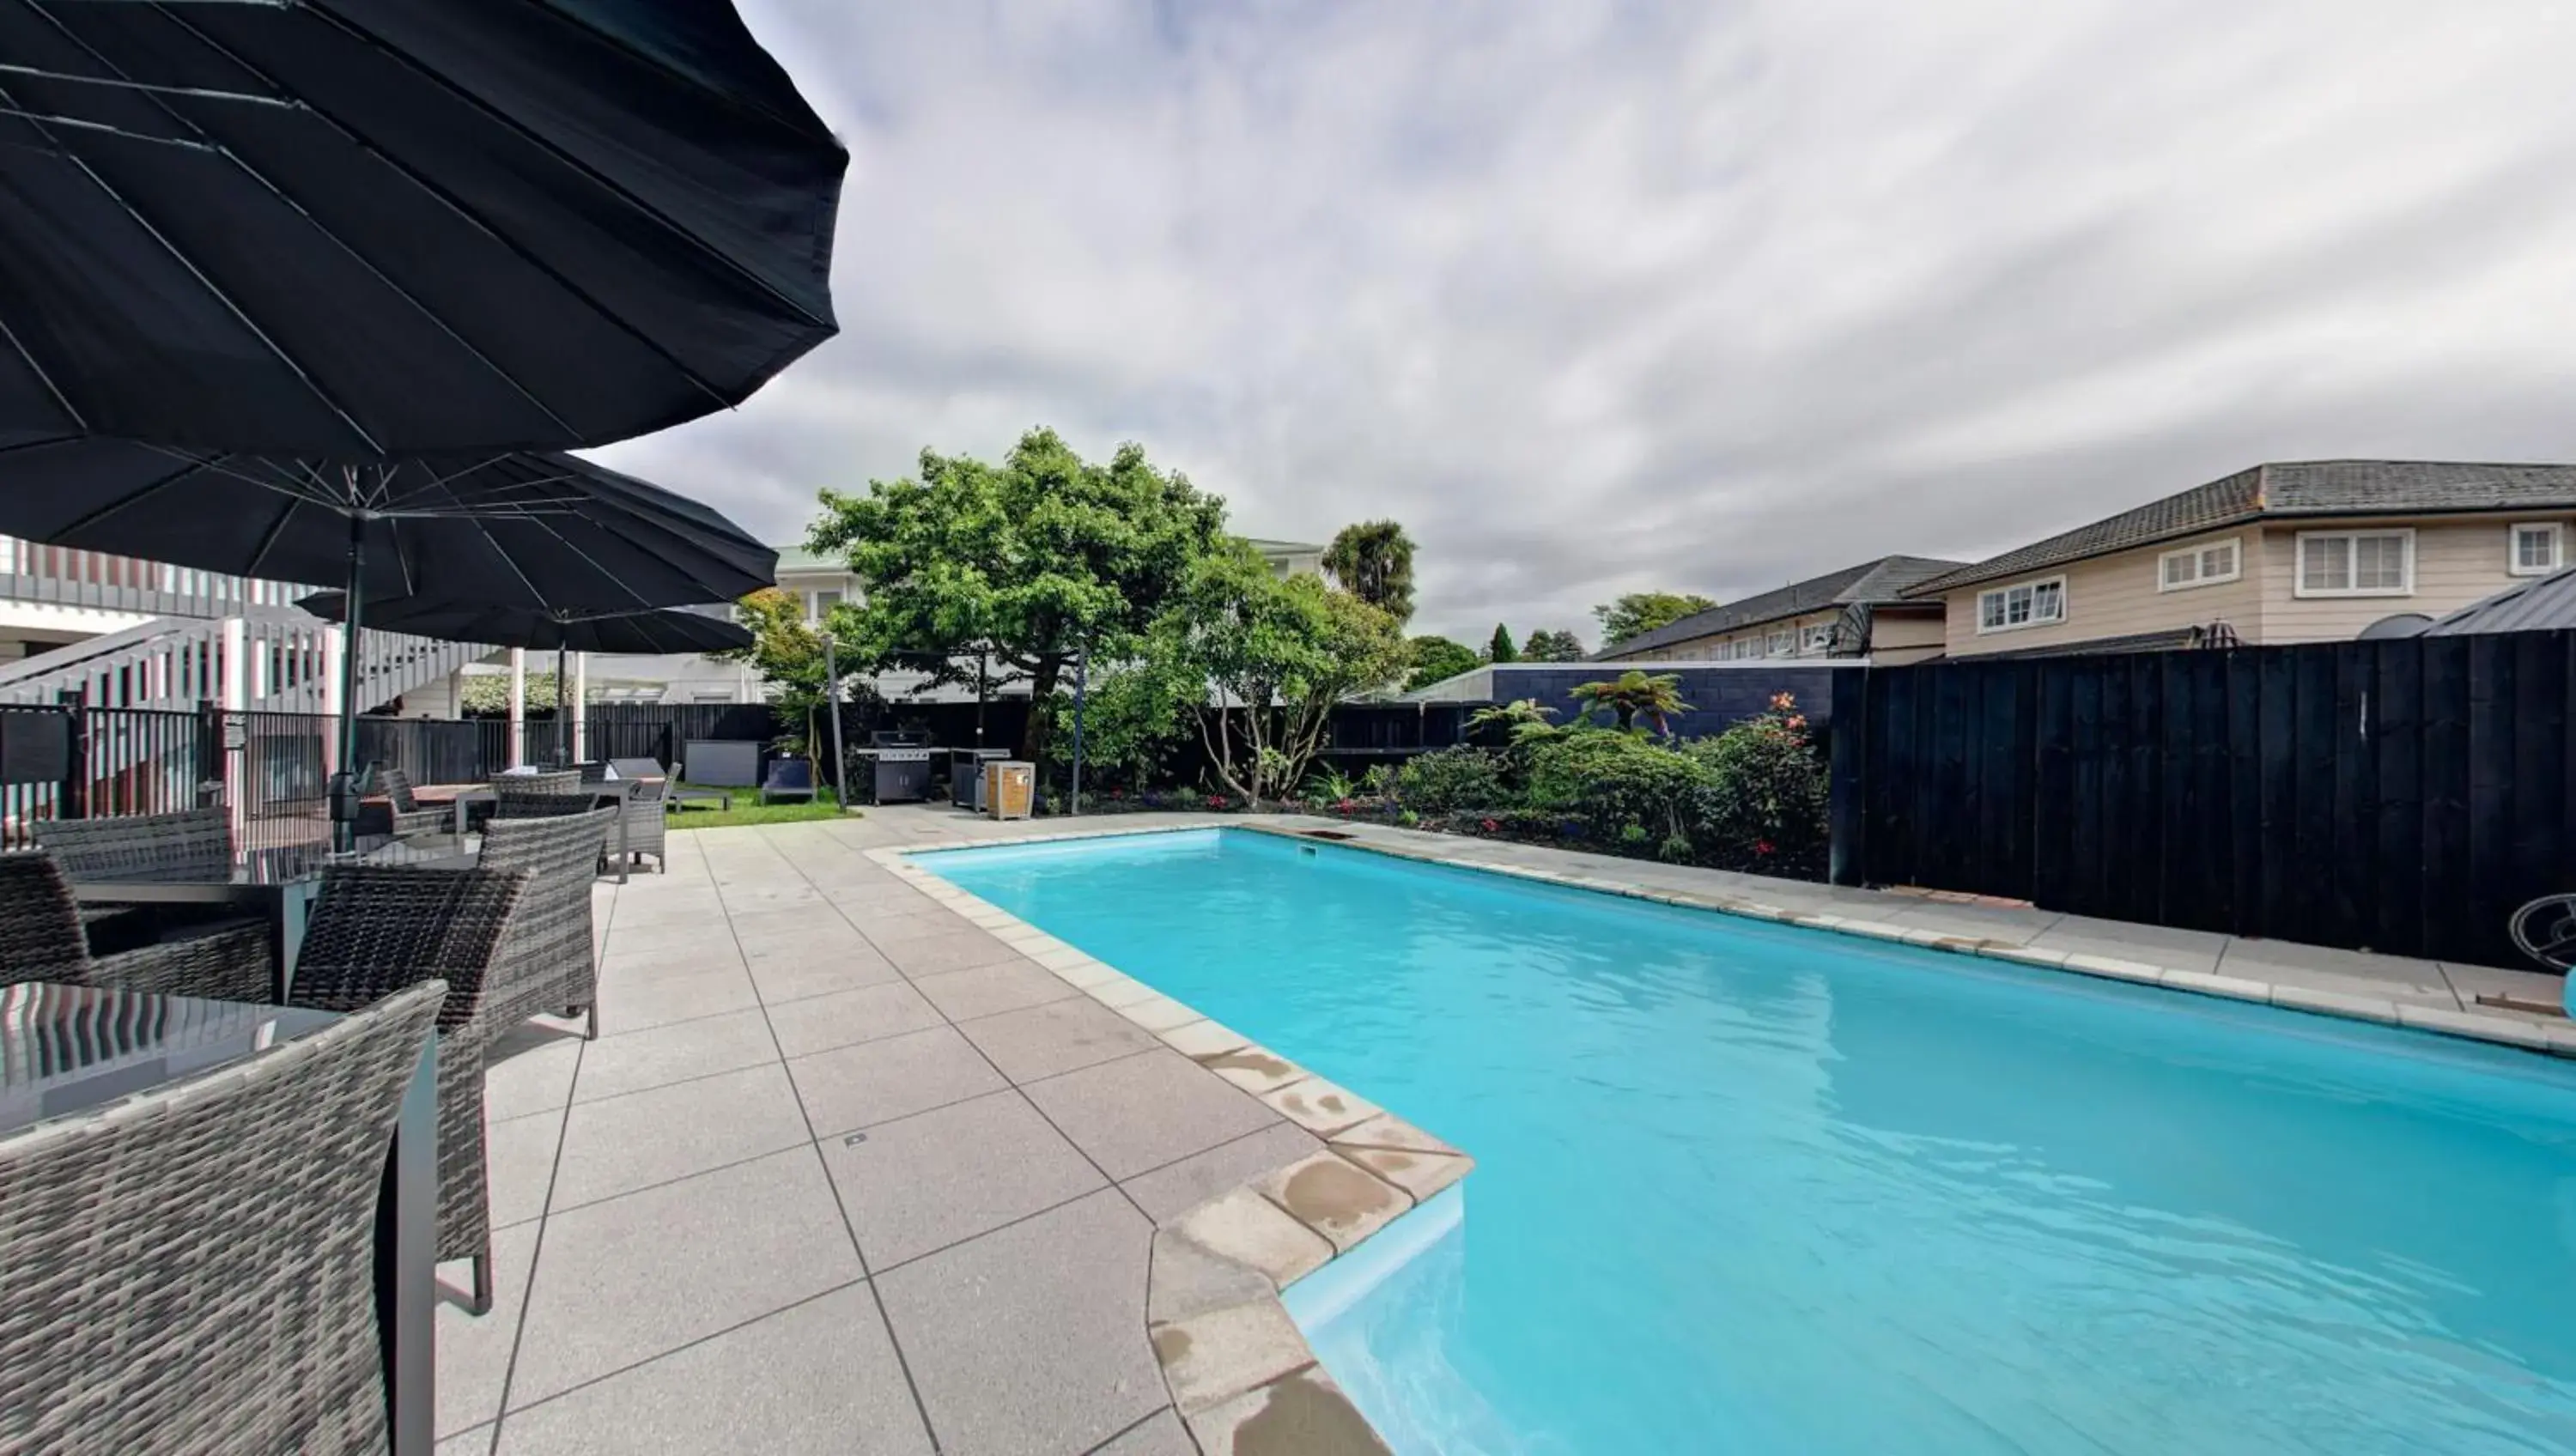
[914,828,2576,1455]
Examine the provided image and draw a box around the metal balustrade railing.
[0,611,485,714]
[0,535,308,621]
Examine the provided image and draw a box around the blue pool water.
[915,829,2576,1455]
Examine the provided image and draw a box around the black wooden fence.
[1829,630,2576,971]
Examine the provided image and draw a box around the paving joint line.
[714,828,947,1454]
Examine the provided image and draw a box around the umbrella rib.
[0,314,85,432]
[156,10,787,412]
[35,449,234,541]
[21,8,587,446]
[295,4,834,333]
[0,69,384,454]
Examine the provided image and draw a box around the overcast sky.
[592,0,2576,646]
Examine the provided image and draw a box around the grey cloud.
[593,0,2576,642]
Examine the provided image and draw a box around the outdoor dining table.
[67,835,480,1002]
[0,980,439,1456]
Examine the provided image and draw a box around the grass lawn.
[661,780,852,830]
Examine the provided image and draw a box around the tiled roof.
[1596,555,1967,658]
[1908,461,2576,597]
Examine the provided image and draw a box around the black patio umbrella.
[0,434,775,841]
[299,592,752,765]
[0,0,846,457]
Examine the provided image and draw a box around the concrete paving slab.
[1121,1122,1325,1224]
[873,1188,1164,1456]
[767,980,945,1059]
[437,1222,536,1440]
[1024,1050,1284,1180]
[492,1284,929,1456]
[508,1149,865,1409]
[549,1063,810,1211]
[788,1024,1011,1137]
[910,959,1084,1022]
[571,1009,780,1105]
[485,1106,564,1231]
[742,941,904,1005]
[483,1028,582,1122]
[880,928,1030,980]
[1090,1410,1197,1456]
[957,997,1163,1083]
[820,1089,1109,1270]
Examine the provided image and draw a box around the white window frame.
[2509,522,2563,577]
[1973,575,2069,635]
[1799,623,1834,655]
[2155,536,2243,593]
[2293,529,2415,598]
[1765,628,1794,658]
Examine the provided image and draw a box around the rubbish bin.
[985,761,1035,821]
[950,748,1009,810]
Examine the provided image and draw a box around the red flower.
[1334,798,1356,814]
[1755,840,1777,856]
[1481,817,1501,833]
[1206,795,1228,810]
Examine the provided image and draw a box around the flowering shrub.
[1680,694,1828,877]
[1525,728,1714,840]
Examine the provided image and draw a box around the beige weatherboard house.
[1906,461,2576,658]
[1594,555,1963,666]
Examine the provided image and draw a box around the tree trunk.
[1018,655,1062,764]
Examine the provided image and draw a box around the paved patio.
[437,803,2572,1455]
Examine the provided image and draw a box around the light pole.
[822,630,848,809]
[1069,637,1089,816]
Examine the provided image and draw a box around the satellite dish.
[2358,613,2433,640]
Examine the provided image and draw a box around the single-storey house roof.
[1596,555,1964,659]
[2425,565,2576,636]
[1907,460,2576,598]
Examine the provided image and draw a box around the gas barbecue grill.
[850,731,933,804]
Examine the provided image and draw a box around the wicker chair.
[372,766,453,839]
[495,769,581,801]
[619,778,669,872]
[0,981,446,1456]
[35,807,233,881]
[0,852,271,1003]
[290,863,545,1314]
[479,808,615,1040]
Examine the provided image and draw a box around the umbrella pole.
[557,641,569,766]
[331,512,365,853]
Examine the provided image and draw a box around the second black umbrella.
[298,593,754,766]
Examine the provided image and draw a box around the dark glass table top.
[0,981,341,1137]
[70,834,479,892]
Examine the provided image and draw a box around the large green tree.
[1522,628,1587,662]
[812,428,1227,767]
[1403,634,1483,691]
[1157,543,1407,804]
[1593,591,1718,646]
[1322,519,1418,624]
[1488,623,1517,663]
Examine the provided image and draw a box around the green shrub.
[1681,693,1828,876]
[1525,728,1713,840]
[1394,746,1513,813]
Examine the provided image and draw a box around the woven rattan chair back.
[495,769,580,797]
[376,766,424,814]
[0,852,100,984]
[0,980,445,1455]
[36,808,232,882]
[292,863,539,1314]
[480,808,614,1033]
